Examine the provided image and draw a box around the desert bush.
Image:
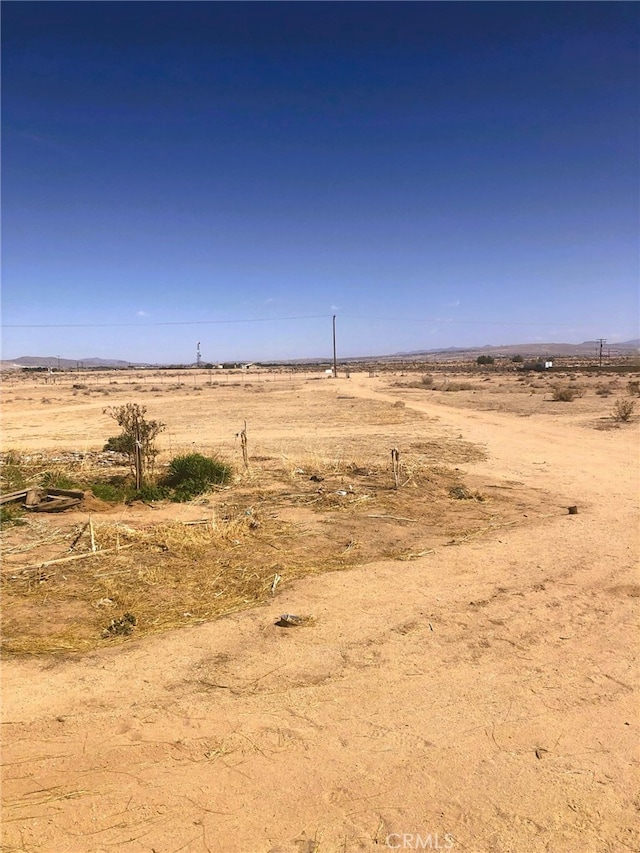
[443,382,474,392]
[0,504,26,527]
[612,398,635,422]
[1,452,27,491]
[476,355,494,365]
[449,485,485,501]
[627,380,640,397]
[511,355,524,363]
[91,480,170,504]
[163,453,232,502]
[104,403,165,488]
[103,433,135,454]
[134,484,171,502]
[552,385,581,402]
[595,385,613,397]
[91,482,128,503]
[421,374,434,387]
[40,470,79,490]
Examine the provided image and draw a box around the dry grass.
[0,377,559,656]
[2,510,312,654]
[0,439,546,657]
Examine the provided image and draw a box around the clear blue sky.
[2,2,638,363]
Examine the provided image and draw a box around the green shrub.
[103,403,166,488]
[41,470,79,490]
[0,504,26,527]
[511,355,524,363]
[476,355,494,365]
[1,451,27,491]
[91,480,170,503]
[91,482,128,503]
[163,453,232,501]
[103,433,135,454]
[134,484,171,502]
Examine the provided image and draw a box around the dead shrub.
[612,398,635,422]
[552,385,579,402]
[442,382,474,392]
[595,385,613,397]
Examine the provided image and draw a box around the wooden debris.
[0,490,28,506]
[8,543,136,575]
[0,487,84,513]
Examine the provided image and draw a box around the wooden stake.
[391,447,401,489]
[239,421,249,470]
[89,515,97,552]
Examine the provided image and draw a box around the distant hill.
[1,339,638,369]
[1,356,136,369]
[394,339,640,358]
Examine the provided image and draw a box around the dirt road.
[2,377,638,853]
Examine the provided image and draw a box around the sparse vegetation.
[627,380,640,397]
[421,374,434,387]
[442,382,474,392]
[162,452,232,501]
[476,355,495,365]
[449,485,485,501]
[104,403,166,488]
[90,482,128,503]
[103,433,135,454]
[552,384,580,402]
[613,398,635,422]
[40,470,79,490]
[0,451,28,492]
[511,354,524,363]
[0,504,26,527]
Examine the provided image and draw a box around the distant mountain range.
[1,340,639,369]
[1,356,137,369]
[392,339,640,358]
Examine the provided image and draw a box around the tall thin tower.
[196,341,202,367]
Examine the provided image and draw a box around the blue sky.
[2,2,638,363]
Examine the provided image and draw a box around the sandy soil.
[1,369,639,853]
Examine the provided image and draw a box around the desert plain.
[1,363,639,853]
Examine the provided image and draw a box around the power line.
[3,313,587,330]
[341,315,582,327]
[1,314,332,329]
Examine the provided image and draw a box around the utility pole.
[332,315,338,378]
[196,341,201,368]
[597,338,606,368]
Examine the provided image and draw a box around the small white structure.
[545,360,553,369]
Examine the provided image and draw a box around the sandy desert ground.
[1,366,639,853]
